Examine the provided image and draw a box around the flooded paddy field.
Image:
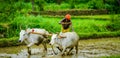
[0,37,120,58]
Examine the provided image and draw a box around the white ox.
[49,32,79,55]
[18,28,49,55]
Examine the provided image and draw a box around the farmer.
[58,14,73,38]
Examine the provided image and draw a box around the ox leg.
[27,43,34,47]
[57,46,63,52]
[75,42,78,54]
[42,43,47,52]
[42,43,47,57]
[27,47,31,55]
[60,48,66,56]
[67,47,73,55]
[27,43,34,55]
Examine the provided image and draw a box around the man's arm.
[59,18,65,24]
[61,22,72,24]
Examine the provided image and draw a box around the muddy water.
[0,37,120,58]
[0,48,102,58]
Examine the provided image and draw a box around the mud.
[0,37,120,58]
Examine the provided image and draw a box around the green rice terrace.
[0,0,120,58]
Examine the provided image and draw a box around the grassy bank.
[41,14,120,20]
[0,37,20,47]
[102,55,120,58]
[38,9,108,16]
[79,31,120,39]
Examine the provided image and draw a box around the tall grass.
[0,15,120,47]
[1,14,120,38]
[44,3,90,11]
[75,3,89,10]
[72,19,109,33]
[8,15,61,37]
[5,15,110,37]
[0,37,19,47]
[44,3,70,11]
[1,15,59,38]
[37,17,109,33]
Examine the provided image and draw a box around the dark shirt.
[59,18,71,29]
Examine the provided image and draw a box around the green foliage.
[88,0,104,9]
[0,0,120,38]
[1,15,110,38]
[0,1,14,22]
[8,15,43,37]
[72,19,109,33]
[75,3,88,10]
[6,15,61,37]
[43,0,120,13]
[101,54,120,58]
[79,31,120,39]
[14,2,32,13]
[0,37,20,47]
[2,15,120,38]
[75,0,91,4]
[104,0,120,13]
[35,0,46,11]
[69,0,75,9]
[0,1,33,37]
[106,15,120,31]
[1,0,120,21]
[45,0,56,3]
[0,1,32,22]
[0,25,7,38]
[84,0,120,13]
[44,3,70,11]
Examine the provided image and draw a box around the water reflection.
[24,54,83,58]
[45,54,85,58]
[27,55,30,58]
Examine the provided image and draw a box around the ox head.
[18,30,28,43]
[49,34,58,45]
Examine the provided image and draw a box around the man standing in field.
[58,14,73,38]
